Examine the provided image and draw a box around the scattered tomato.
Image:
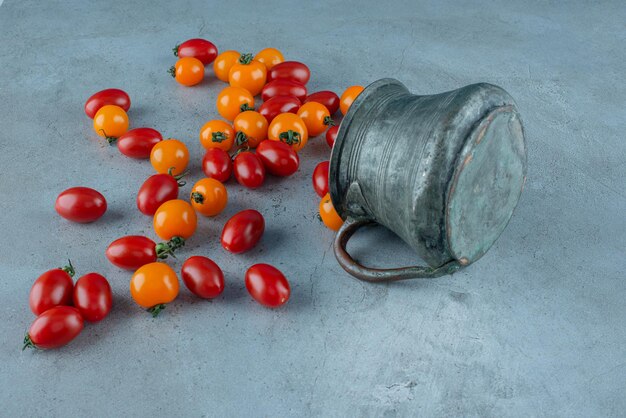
[258,95,301,123]
[29,262,75,316]
[319,192,343,231]
[233,110,268,148]
[326,125,338,148]
[340,85,364,115]
[174,38,218,65]
[228,53,267,96]
[254,48,284,69]
[73,273,112,322]
[202,148,233,183]
[297,102,334,137]
[268,113,309,152]
[130,262,179,316]
[213,50,241,82]
[216,86,255,121]
[93,105,129,143]
[190,178,228,217]
[106,235,185,270]
[312,161,330,197]
[137,170,186,216]
[256,140,299,177]
[85,88,130,119]
[117,127,162,159]
[245,264,290,308]
[150,138,189,175]
[262,79,307,102]
[233,151,266,189]
[55,187,107,223]
[304,91,340,115]
[23,306,84,350]
[153,199,197,240]
[181,256,225,299]
[267,61,310,85]
[169,57,205,86]
[199,120,235,151]
[221,209,265,254]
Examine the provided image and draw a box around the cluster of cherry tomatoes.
[25,37,365,350]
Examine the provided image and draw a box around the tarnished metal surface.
[330,79,527,281]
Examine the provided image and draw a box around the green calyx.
[172,44,180,57]
[147,304,167,318]
[324,116,336,127]
[191,192,205,204]
[235,131,249,146]
[211,131,228,143]
[168,66,176,78]
[155,236,185,260]
[279,130,301,145]
[22,334,36,351]
[60,259,75,277]
[240,103,254,112]
[99,129,118,145]
[167,167,188,187]
[238,53,254,65]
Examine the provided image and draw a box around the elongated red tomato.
[221,209,265,254]
[73,273,112,322]
[305,91,340,115]
[312,161,330,197]
[23,306,84,350]
[262,79,307,102]
[106,235,185,270]
[137,171,185,216]
[258,96,301,123]
[84,88,130,119]
[245,264,290,308]
[326,125,338,148]
[117,127,163,159]
[174,38,218,65]
[55,187,107,223]
[202,148,233,183]
[233,152,265,189]
[267,61,310,85]
[181,256,225,299]
[256,140,299,177]
[29,262,75,316]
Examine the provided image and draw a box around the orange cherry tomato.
[268,113,308,152]
[340,85,364,115]
[153,199,197,240]
[228,53,267,96]
[199,120,235,151]
[190,178,228,217]
[169,57,204,86]
[213,50,241,82]
[233,111,268,148]
[254,48,284,70]
[296,102,334,137]
[93,105,129,143]
[150,139,189,175]
[130,262,179,316]
[319,193,343,231]
[216,86,255,121]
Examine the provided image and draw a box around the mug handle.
[333,217,462,282]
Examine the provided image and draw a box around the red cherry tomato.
[23,306,84,350]
[256,140,299,177]
[233,151,265,189]
[221,209,265,253]
[305,91,340,115]
[326,125,339,148]
[106,235,185,270]
[262,79,307,102]
[55,187,107,223]
[267,61,311,85]
[181,256,225,299]
[29,262,75,316]
[245,264,290,308]
[258,96,301,123]
[137,171,186,216]
[202,148,233,183]
[312,161,330,197]
[84,88,130,119]
[73,273,112,322]
[117,127,163,159]
[174,38,218,65]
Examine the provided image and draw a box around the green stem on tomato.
[168,66,176,78]
[155,236,185,260]
[22,334,36,351]
[60,259,75,277]
[211,131,228,143]
[238,53,254,65]
[240,103,254,112]
[98,129,118,145]
[191,192,205,204]
[235,131,248,147]
[167,167,188,187]
[279,130,301,146]
[148,304,167,318]
[324,116,336,127]
[172,44,180,57]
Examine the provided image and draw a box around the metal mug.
[330,78,527,282]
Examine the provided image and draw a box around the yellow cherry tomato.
[190,178,228,217]
[169,57,204,86]
[130,262,179,315]
[297,102,334,137]
[216,86,255,121]
[340,85,364,115]
[93,105,129,142]
[228,53,267,96]
[153,199,197,240]
[150,139,189,175]
[213,50,241,82]
[254,48,284,69]
[268,113,308,152]
[199,120,235,151]
[319,193,343,231]
[233,111,268,148]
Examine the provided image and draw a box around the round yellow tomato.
[93,105,129,142]
[169,57,204,86]
[153,199,197,240]
[297,102,333,137]
[216,86,255,121]
[190,178,228,217]
[268,113,308,152]
[150,139,189,175]
[213,50,241,82]
[340,85,364,115]
[254,48,284,69]
[233,111,268,148]
[319,193,343,231]
[228,53,267,96]
[199,120,235,151]
[130,262,179,316]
